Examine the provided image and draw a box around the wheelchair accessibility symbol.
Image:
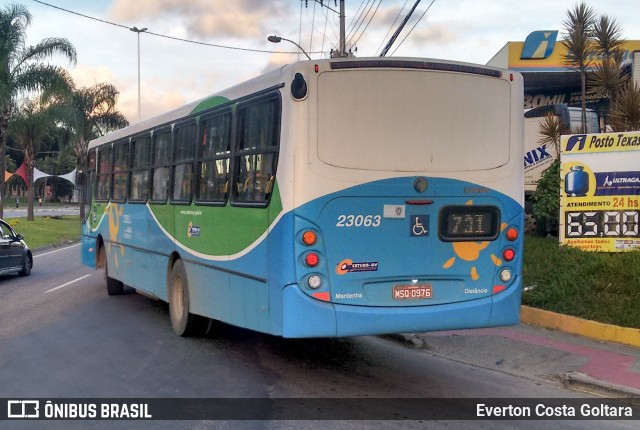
[410,215,430,237]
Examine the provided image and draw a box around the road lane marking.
[34,242,81,258]
[44,274,93,294]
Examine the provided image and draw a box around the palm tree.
[562,2,596,133]
[63,83,128,221]
[0,3,76,217]
[537,113,570,158]
[530,114,572,228]
[9,98,61,220]
[608,83,640,131]
[588,15,625,125]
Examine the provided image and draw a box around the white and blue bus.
[81,57,524,338]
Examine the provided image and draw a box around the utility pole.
[379,0,422,57]
[338,0,346,57]
[309,1,348,57]
[130,26,147,121]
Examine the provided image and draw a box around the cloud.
[109,0,289,39]
[68,64,123,89]
[405,24,458,47]
[67,64,189,123]
[260,52,293,75]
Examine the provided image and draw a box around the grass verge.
[523,234,640,329]
[7,216,81,251]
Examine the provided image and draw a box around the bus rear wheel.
[168,259,208,337]
[98,244,124,296]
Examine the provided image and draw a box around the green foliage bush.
[531,159,560,220]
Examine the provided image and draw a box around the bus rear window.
[316,70,511,172]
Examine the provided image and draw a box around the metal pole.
[130,27,148,121]
[267,35,312,60]
[339,0,346,57]
[379,0,422,57]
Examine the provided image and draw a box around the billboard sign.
[560,131,640,251]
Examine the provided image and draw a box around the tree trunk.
[0,108,9,219]
[25,140,35,221]
[581,70,587,133]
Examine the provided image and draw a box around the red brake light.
[305,252,319,267]
[503,248,515,262]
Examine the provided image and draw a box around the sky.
[12,0,640,123]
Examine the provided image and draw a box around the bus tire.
[168,259,208,337]
[98,244,124,296]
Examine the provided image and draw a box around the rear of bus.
[280,58,523,338]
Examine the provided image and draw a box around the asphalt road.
[0,244,636,429]
[2,205,80,219]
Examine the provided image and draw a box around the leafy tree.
[531,114,569,223]
[608,82,640,131]
[64,83,129,168]
[0,3,76,216]
[562,2,596,133]
[531,159,560,223]
[55,83,128,221]
[588,15,626,126]
[9,98,63,220]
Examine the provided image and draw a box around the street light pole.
[267,35,312,60]
[130,26,148,121]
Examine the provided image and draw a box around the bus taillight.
[499,268,512,283]
[506,227,518,241]
[305,252,320,267]
[307,274,322,289]
[502,248,515,262]
[302,230,317,246]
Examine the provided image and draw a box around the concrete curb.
[557,372,640,401]
[520,306,640,349]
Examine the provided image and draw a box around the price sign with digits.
[565,210,640,238]
[560,131,640,252]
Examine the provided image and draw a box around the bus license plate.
[392,284,432,300]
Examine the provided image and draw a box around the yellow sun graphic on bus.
[442,200,505,281]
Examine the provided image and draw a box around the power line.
[30,0,325,56]
[349,0,383,48]
[346,0,368,37]
[390,0,437,56]
[376,0,410,55]
[346,0,373,41]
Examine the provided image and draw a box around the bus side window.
[233,94,281,206]
[96,145,112,202]
[151,129,171,202]
[111,140,130,202]
[196,111,231,204]
[130,134,151,203]
[171,122,196,204]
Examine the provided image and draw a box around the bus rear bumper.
[282,282,521,338]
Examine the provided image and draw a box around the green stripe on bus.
[150,182,283,256]
[190,96,231,115]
